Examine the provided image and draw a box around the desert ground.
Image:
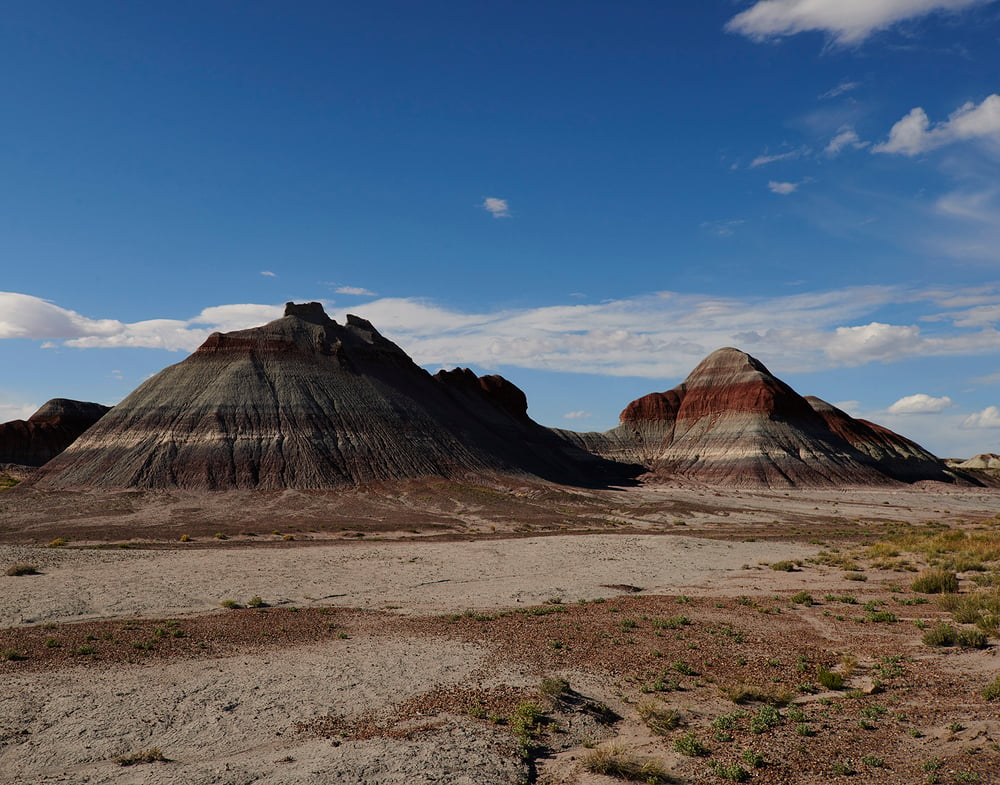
[2,481,999,784]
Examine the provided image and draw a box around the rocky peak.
[283,301,333,325]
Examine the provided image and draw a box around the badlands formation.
[1,303,999,785]
[0,398,109,469]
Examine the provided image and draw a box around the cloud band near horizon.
[4,285,1000,380]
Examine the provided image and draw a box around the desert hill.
[0,399,110,468]
[555,347,963,487]
[29,303,633,490]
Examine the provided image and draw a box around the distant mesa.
[555,347,967,488]
[30,303,634,490]
[949,454,1000,475]
[0,399,110,468]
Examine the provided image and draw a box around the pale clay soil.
[1,483,999,784]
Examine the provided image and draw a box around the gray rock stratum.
[555,347,963,488]
[30,303,634,490]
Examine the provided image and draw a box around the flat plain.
[2,481,999,784]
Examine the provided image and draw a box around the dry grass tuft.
[115,747,166,766]
[5,563,39,576]
[912,568,959,594]
[582,744,673,783]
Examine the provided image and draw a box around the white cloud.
[563,411,592,420]
[825,126,868,156]
[483,197,510,218]
[873,94,1000,156]
[887,393,954,414]
[726,0,991,45]
[824,322,923,364]
[260,271,276,277]
[768,180,800,195]
[0,293,122,341]
[749,148,807,168]
[0,292,284,352]
[963,405,1000,428]
[335,286,377,297]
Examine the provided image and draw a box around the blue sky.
[3,1,1000,457]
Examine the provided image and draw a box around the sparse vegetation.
[219,599,241,609]
[789,591,813,605]
[47,538,67,548]
[247,595,267,608]
[5,563,39,576]
[771,560,797,572]
[1,648,27,661]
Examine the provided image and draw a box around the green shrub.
[710,761,750,782]
[912,568,959,594]
[674,731,710,756]
[790,591,813,605]
[741,749,765,768]
[1,649,27,661]
[749,705,782,734]
[983,676,1000,701]
[247,595,267,608]
[771,561,796,572]
[817,666,844,690]
[957,627,989,649]
[219,599,241,609]
[922,622,958,647]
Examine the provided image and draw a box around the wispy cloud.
[887,393,954,414]
[0,399,38,422]
[260,271,277,277]
[873,94,1000,156]
[768,180,801,195]
[483,197,510,218]
[726,0,993,46]
[563,410,592,420]
[335,286,377,297]
[700,219,746,237]
[749,147,807,168]
[820,81,860,100]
